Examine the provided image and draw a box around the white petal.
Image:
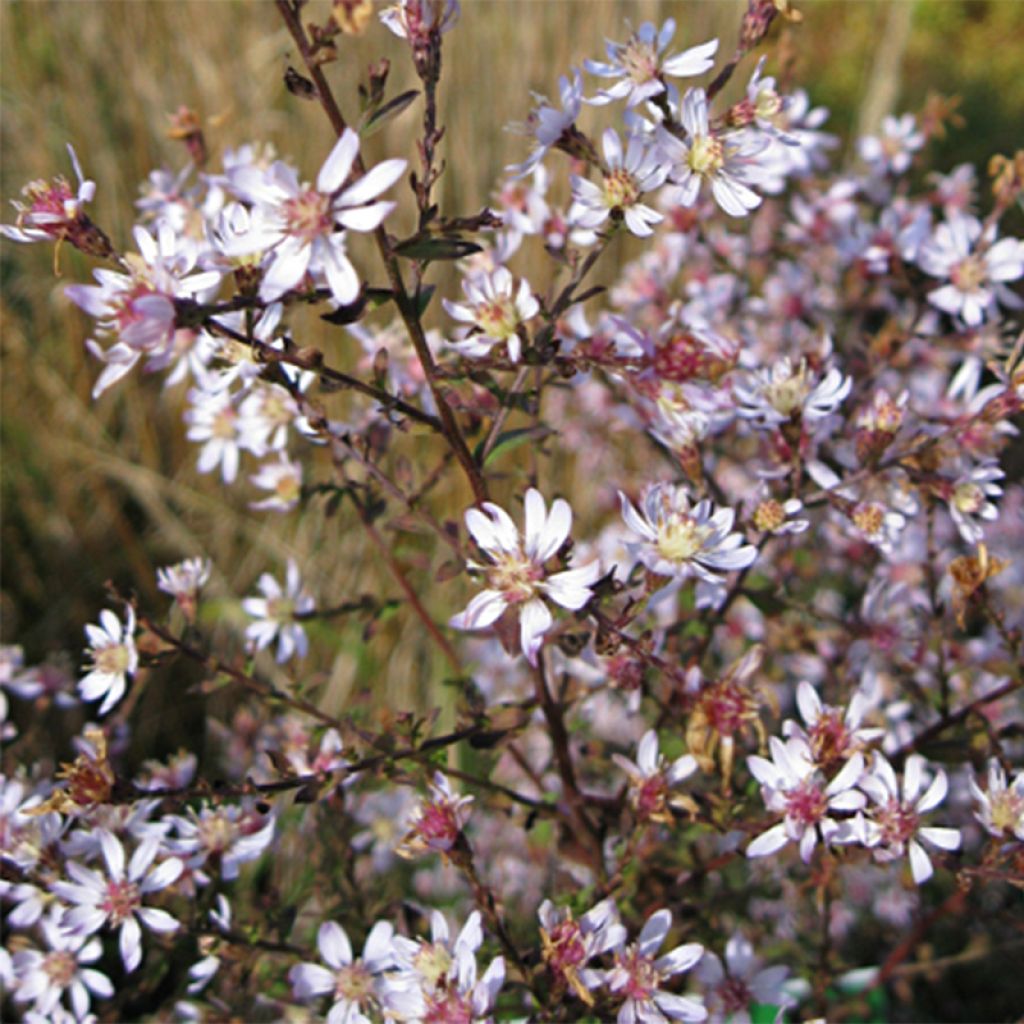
[318,129,360,193]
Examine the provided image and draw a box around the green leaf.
[474,426,549,467]
[393,235,483,264]
[361,89,419,137]
[751,1005,785,1024]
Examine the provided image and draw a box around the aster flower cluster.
[3,0,1023,1021]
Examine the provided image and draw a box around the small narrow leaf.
[362,89,419,136]
[393,235,483,263]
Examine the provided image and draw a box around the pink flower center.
[102,878,141,925]
[719,976,753,1014]
[622,39,659,85]
[876,798,919,847]
[416,800,461,847]
[424,991,474,1024]
[784,779,828,827]
[283,188,334,245]
[545,919,587,976]
[808,710,852,767]
[616,946,660,1002]
[702,682,754,737]
[21,177,76,232]
[634,775,669,820]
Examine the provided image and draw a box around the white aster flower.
[734,356,851,427]
[917,213,1024,326]
[695,933,791,1024]
[782,681,883,771]
[1,144,99,247]
[946,461,1004,544]
[289,919,396,1024]
[389,910,505,1022]
[538,898,627,1003]
[858,113,924,176]
[613,729,698,823]
[242,559,315,662]
[55,829,183,973]
[619,482,756,587]
[443,265,539,363]
[380,0,460,41]
[168,803,275,882]
[185,387,262,484]
[747,737,866,863]
[240,129,406,307]
[12,910,114,1020]
[659,89,767,217]
[66,224,221,397]
[507,69,584,178]
[584,20,718,108]
[602,909,706,1022]
[156,557,211,622]
[569,129,667,238]
[969,759,1024,841]
[397,772,474,858]
[450,488,600,665]
[78,606,138,715]
[859,753,961,884]
[249,453,303,512]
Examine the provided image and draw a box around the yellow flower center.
[753,499,786,533]
[488,553,542,603]
[687,134,725,176]
[476,297,519,340]
[655,516,711,563]
[603,168,640,209]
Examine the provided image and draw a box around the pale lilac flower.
[168,803,275,882]
[389,910,505,1022]
[450,488,600,665]
[918,213,1024,326]
[79,606,138,715]
[380,0,460,41]
[538,898,627,1002]
[734,357,851,427]
[398,772,473,858]
[289,919,396,1024]
[242,559,314,662]
[507,69,584,178]
[584,20,718,108]
[187,895,232,995]
[1,144,99,248]
[156,558,211,622]
[782,681,883,770]
[859,753,961,884]
[569,129,666,237]
[249,454,303,512]
[749,495,809,536]
[613,729,698,823]
[242,129,406,306]
[66,224,221,397]
[55,829,183,973]
[185,388,254,484]
[443,266,539,363]
[969,760,1024,841]
[602,909,706,1022]
[747,738,865,863]
[695,933,790,1024]
[12,910,114,1020]
[858,114,924,176]
[659,89,767,217]
[946,461,1004,544]
[619,482,756,586]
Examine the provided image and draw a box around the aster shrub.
[3,1,1024,1021]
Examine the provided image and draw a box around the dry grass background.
[1,1,1021,751]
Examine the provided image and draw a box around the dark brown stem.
[275,0,488,506]
[205,316,443,432]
